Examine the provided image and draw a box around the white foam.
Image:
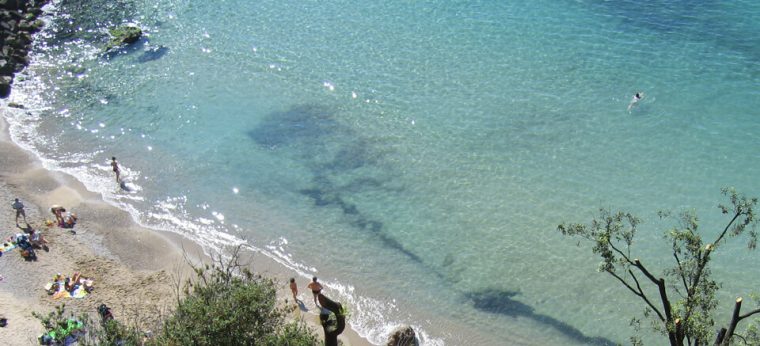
[0,6,445,345]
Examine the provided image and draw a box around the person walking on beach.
[12,198,27,226]
[111,157,121,183]
[289,278,299,303]
[307,276,323,308]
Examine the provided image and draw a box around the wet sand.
[0,111,372,345]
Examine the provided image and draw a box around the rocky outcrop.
[387,325,418,346]
[104,24,142,52]
[0,0,49,98]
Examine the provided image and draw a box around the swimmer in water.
[627,92,644,112]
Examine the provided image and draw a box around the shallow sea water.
[5,0,760,344]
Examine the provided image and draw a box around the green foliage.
[153,249,319,346]
[34,248,319,346]
[105,25,142,51]
[558,188,760,345]
[96,319,144,346]
[33,304,85,344]
[33,304,143,346]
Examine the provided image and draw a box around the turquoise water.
[6,0,760,344]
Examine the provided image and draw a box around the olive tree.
[557,188,760,345]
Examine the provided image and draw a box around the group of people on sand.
[8,198,51,260]
[289,276,324,309]
[50,205,77,229]
[13,198,78,230]
[46,271,94,297]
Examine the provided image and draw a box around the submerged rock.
[105,25,142,51]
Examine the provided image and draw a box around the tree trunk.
[718,298,743,346]
[318,293,346,346]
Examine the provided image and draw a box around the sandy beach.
[0,111,372,345]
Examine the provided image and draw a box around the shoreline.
[0,108,373,345]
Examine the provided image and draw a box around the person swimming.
[627,92,644,112]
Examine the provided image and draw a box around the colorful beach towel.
[44,277,94,299]
[0,241,16,255]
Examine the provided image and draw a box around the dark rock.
[0,75,12,98]
[17,18,41,32]
[0,18,17,31]
[1,0,21,11]
[8,11,24,20]
[0,59,12,74]
[28,19,43,32]
[6,35,23,49]
[12,63,24,73]
[105,25,142,51]
[18,31,31,43]
[7,101,23,108]
[386,325,418,346]
[0,0,49,98]
[6,9,24,20]
[17,19,30,31]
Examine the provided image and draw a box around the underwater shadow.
[466,289,617,346]
[588,0,760,66]
[103,39,170,63]
[249,104,419,262]
[136,45,170,63]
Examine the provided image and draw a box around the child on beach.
[289,278,299,303]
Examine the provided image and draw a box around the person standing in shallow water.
[12,198,27,226]
[307,276,323,308]
[111,157,120,183]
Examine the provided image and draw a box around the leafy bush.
[35,247,318,345]
[153,247,319,346]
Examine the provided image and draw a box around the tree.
[557,187,760,346]
[33,247,319,346]
[154,246,319,345]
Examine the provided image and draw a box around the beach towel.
[0,241,16,255]
[45,277,94,299]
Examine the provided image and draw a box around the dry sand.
[0,113,372,345]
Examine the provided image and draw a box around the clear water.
[6,0,760,344]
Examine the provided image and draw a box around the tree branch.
[738,307,760,321]
[673,251,689,295]
[604,269,666,322]
[628,269,666,322]
[714,212,741,247]
[608,240,636,266]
